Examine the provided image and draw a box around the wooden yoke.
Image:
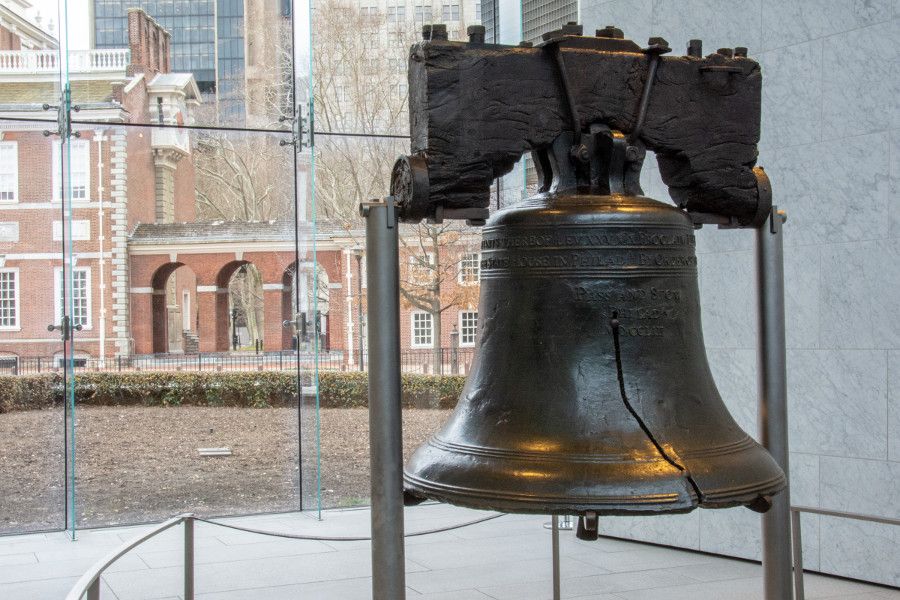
[390,23,769,228]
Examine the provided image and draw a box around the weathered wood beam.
[397,32,764,225]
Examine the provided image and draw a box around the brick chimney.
[126,8,171,76]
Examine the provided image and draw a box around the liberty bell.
[395,26,786,526]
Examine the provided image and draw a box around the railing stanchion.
[184,516,195,600]
[791,509,804,600]
[86,579,100,600]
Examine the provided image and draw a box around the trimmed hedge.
[0,371,465,413]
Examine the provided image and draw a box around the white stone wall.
[574,0,899,586]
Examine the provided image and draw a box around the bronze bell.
[404,190,786,517]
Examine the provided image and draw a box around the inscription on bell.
[481,230,695,250]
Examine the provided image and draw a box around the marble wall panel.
[820,239,900,349]
[760,0,892,50]
[787,349,888,460]
[821,20,899,139]
[818,516,900,586]
[766,133,891,249]
[698,251,757,350]
[783,244,820,349]
[757,39,823,151]
[820,456,900,519]
[650,0,762,58]
[596,512,700,550]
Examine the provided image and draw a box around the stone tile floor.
[0,503,898,599]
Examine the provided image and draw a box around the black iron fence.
[0,347,477,376]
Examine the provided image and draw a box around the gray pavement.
[0,504,897,600]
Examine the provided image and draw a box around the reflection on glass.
[312,0,481,137]
[61,123,306,527]
[88,0,293,128]
[0,0,68,535]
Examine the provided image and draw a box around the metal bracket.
[48,315,82,341]
[42,87,81,139]
[359,197,397,229]
[278,101,313,150]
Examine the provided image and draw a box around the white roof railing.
[0,48,130,74]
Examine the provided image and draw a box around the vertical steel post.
[790,509,805,600]
[363,198,406,600]
[756,206,793,600]
[86,579,100,600]
[184,516,195,600]
[551,515,561,600]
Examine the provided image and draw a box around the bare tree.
[312,0,481,360]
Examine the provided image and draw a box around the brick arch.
[144,261,198,354]
[130,250,304,355]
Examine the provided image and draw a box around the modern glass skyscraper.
[93,0,245,120]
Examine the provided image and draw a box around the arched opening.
[150,262,198,354]
[215,260,264,352]
[293,262,330,352]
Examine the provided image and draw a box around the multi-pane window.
[458,251,480,284]
[387,4,406,21]
[55,267,91,329]
[442,3,459,20]
[411,311,433,347]
[475,0,481,22]
[459,310,477,346]
[0,142,18,203]
[52,140,90,201]
[0,270,18,329]
[360,4,378,17]
[414,3,433,22]
[408,252,435,284]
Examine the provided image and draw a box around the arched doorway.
[150,262,198,354]
[215,260,264,352]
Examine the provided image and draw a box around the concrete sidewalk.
[0,504,897,600]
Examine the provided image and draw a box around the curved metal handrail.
[790,505,900,600]
[65,514,193,600]
[65,509,505,600]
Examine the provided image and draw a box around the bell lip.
[403,471,787,516]
[403,472,698,516]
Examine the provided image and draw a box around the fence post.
[198,353,202,372]
[37,357,41,373]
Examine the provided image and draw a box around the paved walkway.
[1,504,897,600]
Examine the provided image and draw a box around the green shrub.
[0,370,464,413]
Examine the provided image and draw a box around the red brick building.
[0,8,200,362]
[0,5,483,367]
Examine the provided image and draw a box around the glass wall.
[0,0,514,534]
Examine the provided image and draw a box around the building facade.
[0,8,200,362]
[93,0,292,125]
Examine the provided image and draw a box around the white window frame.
[459,310,477,347]
[410,310,433,348]
[52,139,91,202]
[458,251,480,285]
[0,268,20,330]
[407,251,435,284]
[0,142,19,204]
[54,266,92,330]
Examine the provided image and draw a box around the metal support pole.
[184,516,194,600]
[363,198,406,600]
[551,515,561,600]
[756,206,793,600]
[86,580,100,600]
[790,509,805,600]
